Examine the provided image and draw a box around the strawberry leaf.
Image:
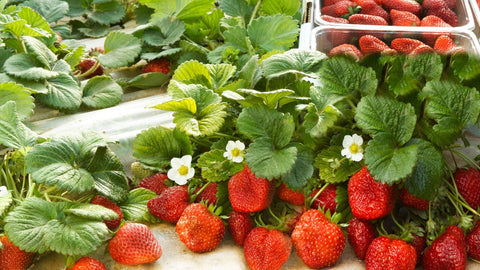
[119,188,160,223]
[88,1,126,25]
[224,25,250,53]
[16,6,52,36]
[0,190,12,217]
[140,0,216,21]
[0,101,38,149]
[283,144,314,190]
[141,47,182,61]
[5,54,58,80]
[36,72,82,112]
[261,0,301,16]
[64,46,86,69]
[238,55,261,89]
[20,0,69,23]
[236,88,295,109]
[126,71,171,89]
[65,204,119,220]
[0,82,34,120]
[82,76,123,109]
[134,16,185,47]
[23,36,57,68]
[314,146,363,183]
[78,22,110,38]
[98,32,142,69]
[170,60,212,89]
[262,49,326,79]
[206,63,236,90]
[197,149,244,182]
[218,0,253,18]
[450,53,480,82]
[303,104,340,138]
[248,14,299,52]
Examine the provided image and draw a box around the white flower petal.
[351,153,364,162]
[0,186,7,197]
[225,141,236,151]
[170,157,182,169]
[223,151,231,159]
[186,168,195,179]
[175,176,188,185]
[352,134,363,146]
[341,148,351,158]
[235,140,245,150]
[342,135,353,148]
[232,155,244,163]
[180,155,192,165]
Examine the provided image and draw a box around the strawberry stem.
[249,0,262,26]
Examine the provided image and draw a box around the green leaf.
[17,6,52,35]
[404,139,443,201]
[82,76,123,109]
[88,1,125,25]
[0,101,38,149]
[134,4,154,25]
[140,0,216,21]
[355,96,416,146]
[206,63,236,90]
[219,0,252,18]
[0,82,34,120]
[314,146,363,183]
[3,19,28,37]
[78,22,110,38]
[65,204,118,220]
[261,0,300,16]
[248,14,299,52]
[153,98,196,114]
[237,88,295,109]
[385,56,421,96]
[126,71,171,89]
[20,0,69,23]
[36,73,82,111]
[141,48,182,61]
[119,188,159,223]
[238,55,261,88]
[64,0,88,17]
[23,36,57,67]
[283,145,314,189]
[4,54,58,80]
[172,103,227,137]
[364,133,418,184]
[197,149,245,182]
[170,60,212,88]
[136,17,185,47]
[132,126,193,169]
[0,191,12,217]
[224,26,249,53]
[450,53,480,81]
[303,104,340,138]
[262,49,326,78]
[98,32,142,69]
[64,46,85,69]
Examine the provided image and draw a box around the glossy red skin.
[90,195,124,230]
[228,166,275,213]
[291,209,345,269]
[399,187,429,210]
[194,182,218,205]
[412,233,426,264]
[321,14,349,23]
[453,167,480,211]
[390,38,426,54]
[141,58,171,74]
[277,183,305,206]
[147,185,189,223]
[347,218,377,260]
[228,211,254,246]
[467,221,480,260]
[78,59,103,78]
[176,203,225,253]
[348,14,388,25]
[355,0,390,22]
[138,172,168,195]
[321,1,357,17]
[359,35,396,55]
[420,15,452,46]
[243,227,292,270]
[348,166,397,220]
[426,7,458,26]
[309,185,337,213]
[365,236,417,269]
[70,257,107,270]
[390,9,421,26]
[434,35,457,53]
[329,44,363,61]
[0,236,35,270]
[422,225,467,270]
[382,0,423,17]
[108,223,162,265]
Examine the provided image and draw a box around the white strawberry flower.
[341,134,364,162]
[167,155,195,185]
[0,186,7,197]
[224,140,245,163]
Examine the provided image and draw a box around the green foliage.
[315,146,363,183]
[82,76,123,109]
[139,0,216,21]
[0,101,38,149]
[0,82,34,120]
[262,49,326,79]
[197,149,244,182]
[248,14,299,52]
[98,32,142,69]
[119,188,160,223]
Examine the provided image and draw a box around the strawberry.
[354,0,390,22]
[444,0,456,9]
[320,14,350,23]
[277,183,305,206]
[422,0,448,10]
[108,222,162,265]
[321,1,359,17]
[434,35,460,54]
[390,9,420,26]
[243,227,292,270]
[130,161,154,181]
[411,233,426,264]
[69,257,106,270]
[409,44,434,55]
[0,236,35,270]
[329,44,363,61]
[365,236,417,269]
[228,166,275,213]
[176,203,226,253]
[390,38,426,54]
[194,182,218,205]
[358,35,397,55]
[399,187,429,210]
[90,195,123,230]
[291,209,345,268]
[141,58,171,74]
[420,15,452,45]
[348,13,389,25]
[348,166,397,220]
[453,167,480,211]
[467,221,480,260]
[426,7,458,26]
[227,210,254,246]
[138,172,168,195]
[422,225,467,270]
[321,15,352,46]
[309,185,338,213]
[147,185,190,223]
[347,217,377,260]
[382,0,423,16]
[78,58,103,79]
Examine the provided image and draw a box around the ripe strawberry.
[108,222,162,265]
[434,35,461,54]
[291,209,345,268]
[382,0,423,16]
[69,257,106,270]
[243,227,292,270]
[321,1,359,17]
[348,13,389,25]
[141,58,171,74]
[354,0,390,22]
[320,14,350,23]
[365,236,417,269]
[420,15,452,45]
[426,7,458,26]
[78,58,103,78]
[0,236,35,270]
[409,44,434,55]
[444,0,456,9]
[453,167,480,211]
[411,233,426,264]
[147,185,190,223]
[358,35,397,55]
[321,15,352,46]
[399,187,429,210]
[309,185,338,213]
[277,183,305,206]
[194,182,218,205]
[348,166,397,220]
[176,203,226,253]
[90,195,123,230]
[422,225,467,270]
[347,217,377,260]
[228,166,275,213]
[329,44,363,61]
[390,9,420,26]
[422,0,448,10]
[467,221,480,260]
[390,38,426,54]
[228,210,254,246]
[138,172,168,195]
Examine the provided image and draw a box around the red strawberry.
[347,218,377,260]
[427,7,458,26]
[434,35,463,54]
[399,187,429,210]
[348,13,389,25]
[409,44,434,55]
[147,185,190,223]
[243,227,292,270]
[382,0,423,16]
[422,225,467,270]
[329,44,363,61]
[390,9,421,26]
[78,58,103,78]
[228,166,275,213]
[359,35,397,55]
[228,210,254,246]
[453,167,480,211]
[141,58,171,74]
[277,183,305,206]
[411,233,426,264]
[281,206,306,234]
[321,1,359,17]
[354,0,390,22]
[422,0,448,10]
[291,209,346,268]
[69,257,106,270]
[365,236,417,269]
[321,16,352,46]
[176,203,226,253]
[390,38,426,54]
[320,14,350,23]
[467,221,480,260]
[90,195,123,230]
[0,236,35,270]
[309,185,338,213]
[348,166,397,220]
[420,15,452,45]
[138,172,168,195]
[194,182,218,205]
[444,0,456,9]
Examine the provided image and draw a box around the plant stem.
[249,0,262,25]
[450,148,480,171]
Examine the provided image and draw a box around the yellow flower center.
[349,143,359,154]
[231,148,241,157]
[178,165,189,176]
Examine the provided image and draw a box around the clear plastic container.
[469,0,480,35]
